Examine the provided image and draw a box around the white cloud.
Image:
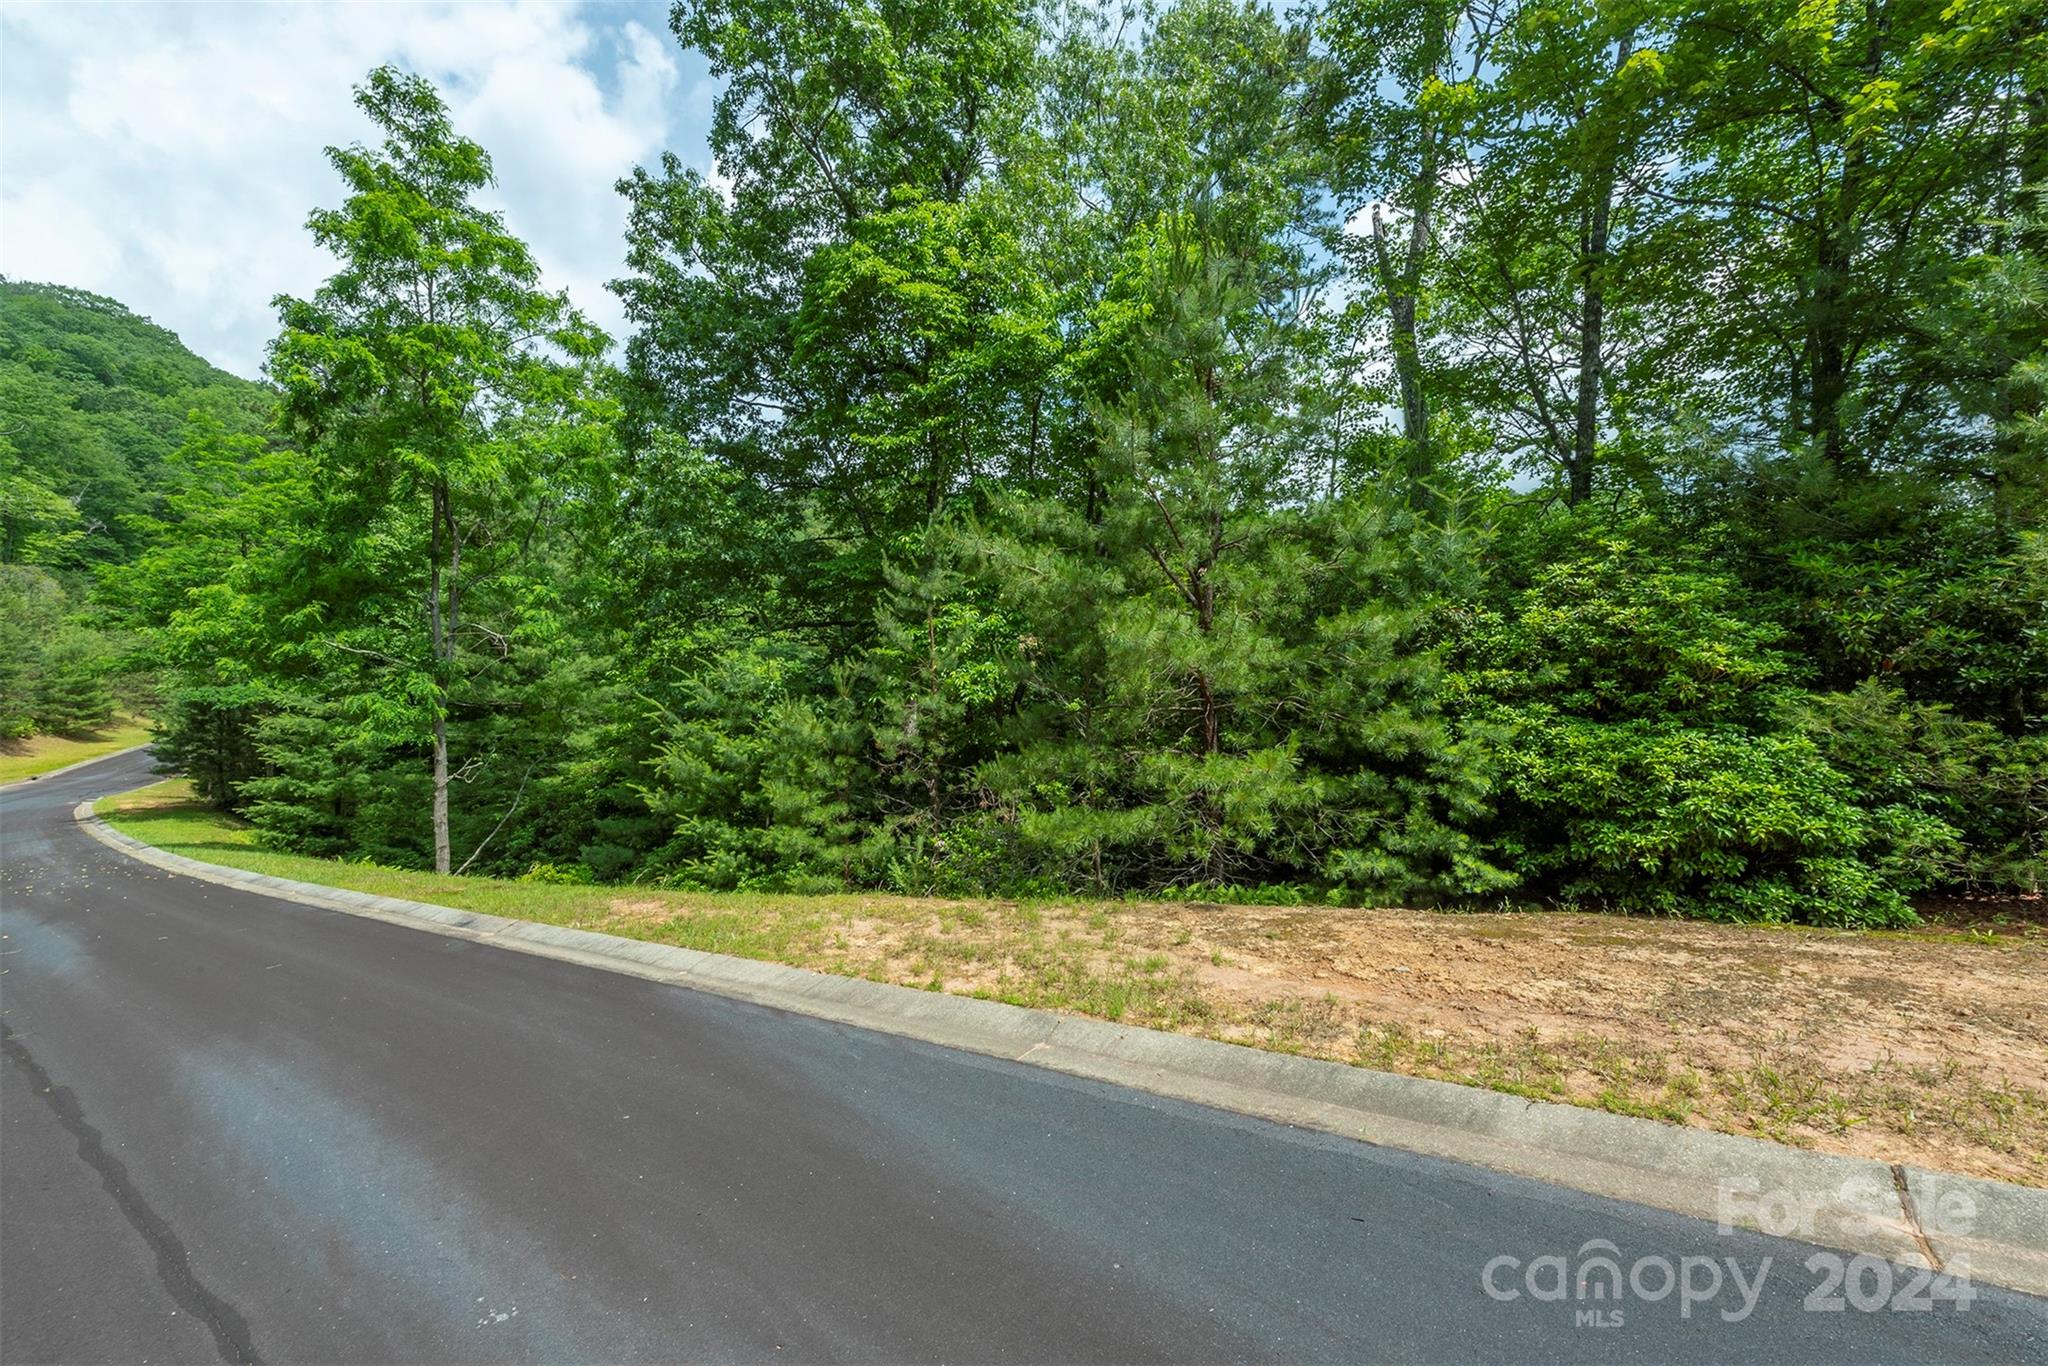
[0,0,714,378]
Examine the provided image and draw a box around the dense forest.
[0,280,272,737]
[5,0,2042,928]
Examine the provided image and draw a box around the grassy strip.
[0,718,152,784]
[99,778,2048,1186]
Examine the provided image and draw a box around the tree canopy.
[19,0,2041,927]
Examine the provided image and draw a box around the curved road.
[3,750,2043,1363]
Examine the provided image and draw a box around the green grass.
[98,781,1242,1036]
[97,779,825,950]
[0,718,153,784]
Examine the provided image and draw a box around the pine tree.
[31,632,115,736]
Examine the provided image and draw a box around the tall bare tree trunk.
[1807,11,1882,471]
[1372,13,1450,516]
[1375,202,1435,513]
[432,713,450,874]
[429,480,453,874]
[1569,33,1634,507]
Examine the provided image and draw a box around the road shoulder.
[75,796,2048,1298]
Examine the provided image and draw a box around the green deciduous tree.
[268,66,613,872]
[613,0,1049,655]
[1313,0,1489,507]
[1648,0,2026,471]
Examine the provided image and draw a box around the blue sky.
[1,1,718,378]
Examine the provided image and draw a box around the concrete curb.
[0,744,151,794]
[76,800,2048,1298]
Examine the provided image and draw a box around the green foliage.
[866,537,1019,853]
[146,685,270,807]
[30,630,117,736]
[1458,534,1794,724]
[1483,718,1934,926]
[1453,529,1953,926]
[0,280,271,569]
[263,66,615,874]
[238,697,385,861]
[0,283,273,747]
[639,639,878,891]
[0,566,119,737]
[0,567,61,737]
[613,0,1050,653]
[1795,682,2047,895]
[959,221,1502,902]
[52,6,2048,934]
[518,861,594,885]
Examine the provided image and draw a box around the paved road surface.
[3,750,2043,1363]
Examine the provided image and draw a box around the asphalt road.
[2,750,2043,1364]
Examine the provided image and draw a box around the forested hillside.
[0,280,272,736]
[79,0,2048,926]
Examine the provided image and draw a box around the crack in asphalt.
[2,1022,261,1365]
[1891,1162,1945,1272]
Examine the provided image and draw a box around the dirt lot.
[587,893,2048,1185]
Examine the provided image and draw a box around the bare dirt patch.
[1177,905,2046,1183]
[573,891,2048,1185]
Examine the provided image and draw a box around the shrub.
[1794,681,2045,894]
[639,639,882,891]
[1454,531,1935,926]
[519,861,593,885]
[1484,718,1932,926]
